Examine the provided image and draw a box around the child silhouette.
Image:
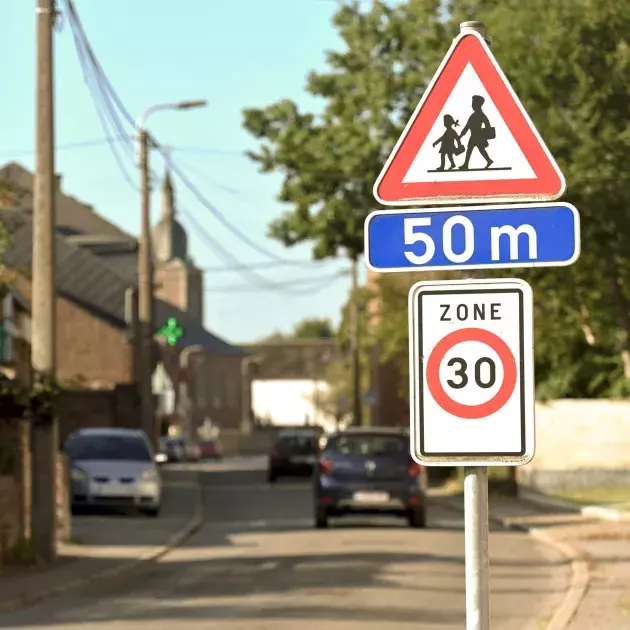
[459,94,494,170]
[432,114,462,171]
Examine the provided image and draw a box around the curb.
[0,475,203,615]
[446,496,589,630]
[528,528,589,630]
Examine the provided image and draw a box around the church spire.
[161,166,175,219]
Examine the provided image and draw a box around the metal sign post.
[465,465,489,630]
[367,17,575,630]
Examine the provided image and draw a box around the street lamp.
[135,99,207,449]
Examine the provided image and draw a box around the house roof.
[0,161,135,242]
[1,209,129,329]
[155,301,245,356]
[0,163,243,356]
[0,209,243,355]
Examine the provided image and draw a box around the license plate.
[353,491,390,504]
[91,483,134,497]
[291,456,314,464]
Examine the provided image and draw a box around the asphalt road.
[0,459,569,629]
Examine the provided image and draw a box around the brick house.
[0,161,246,438]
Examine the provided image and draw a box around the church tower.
[153,170,204,323]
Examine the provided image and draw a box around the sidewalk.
[475,491,630,630]
[0,468,202,613]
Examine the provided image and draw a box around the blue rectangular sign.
[365,203,580,272]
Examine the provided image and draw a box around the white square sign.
[408,278,534,466]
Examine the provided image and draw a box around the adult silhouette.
[459,94,494,170]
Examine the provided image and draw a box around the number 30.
[446,357,496,389]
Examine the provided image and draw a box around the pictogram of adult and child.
[431,95,509,172]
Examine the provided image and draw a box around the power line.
[179,205,344,295]
[62,0,329,290]
[205,272,347,293]
[0,138,246,158]
[64,1,138,190]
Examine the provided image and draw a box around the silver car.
[64,428,162,516]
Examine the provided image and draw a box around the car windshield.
[278,435,317,454]
[65,434,152,462]
[330,434,407,457]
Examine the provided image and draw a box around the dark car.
[199,437,223,460]
[313,427,427,529]
[268,430,320,482]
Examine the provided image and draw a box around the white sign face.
[408,278,534,466]
[402,63,537,185]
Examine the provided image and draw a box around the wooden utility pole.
[31,0,58,562]
[350,258,363,426]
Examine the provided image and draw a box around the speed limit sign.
[408,278,534,466]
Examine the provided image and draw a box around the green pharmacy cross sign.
[156,317,184,346]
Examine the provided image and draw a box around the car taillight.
[319,458,334,475]
[408,462,423,478]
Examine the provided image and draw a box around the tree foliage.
[244,0,630,398]
[293,318,335,340]
[259,317,336,342]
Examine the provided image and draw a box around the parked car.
[199,437,223,460]
[268,430,320,482]
[313,427,427,529]
[183,440,202,462]
[63,428,162,517]
[158,436,186,463]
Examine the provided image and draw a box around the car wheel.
[142,507,160,518]
[408,507,427,528]
[268,471,277,483]
[315,509,329,529]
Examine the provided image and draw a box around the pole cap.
[459,21,492,45]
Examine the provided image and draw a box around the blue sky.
[1,0,369,344]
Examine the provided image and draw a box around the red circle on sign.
[426,328,517,419]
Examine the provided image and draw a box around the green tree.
[292,318,335,339]
[258,317,336,342]
[244,0,630,396]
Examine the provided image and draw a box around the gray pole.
[138,129,155,449]
[135,100,207,451]
[350,258,362,426]
[31,0,58,563]
[460,20,491,630]
[464,465,490,630]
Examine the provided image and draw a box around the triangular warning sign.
[373,32,565,206]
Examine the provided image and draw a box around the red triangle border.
[374,33,565,206]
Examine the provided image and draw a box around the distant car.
[158,437,186,463]
[183,440,202,462]
[64,428,162,517]
[199,437,223,460]
[268,430,320,482]
[313,427,427,529]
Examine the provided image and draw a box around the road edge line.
[0,473,203,615]
[528,528,589,630]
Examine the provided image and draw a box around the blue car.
[314,427,427,529]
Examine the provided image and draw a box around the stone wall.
[0,420,69,565]
[518,399,630,492]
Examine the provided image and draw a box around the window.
[65,435,152,462]
[329,435,407,457]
